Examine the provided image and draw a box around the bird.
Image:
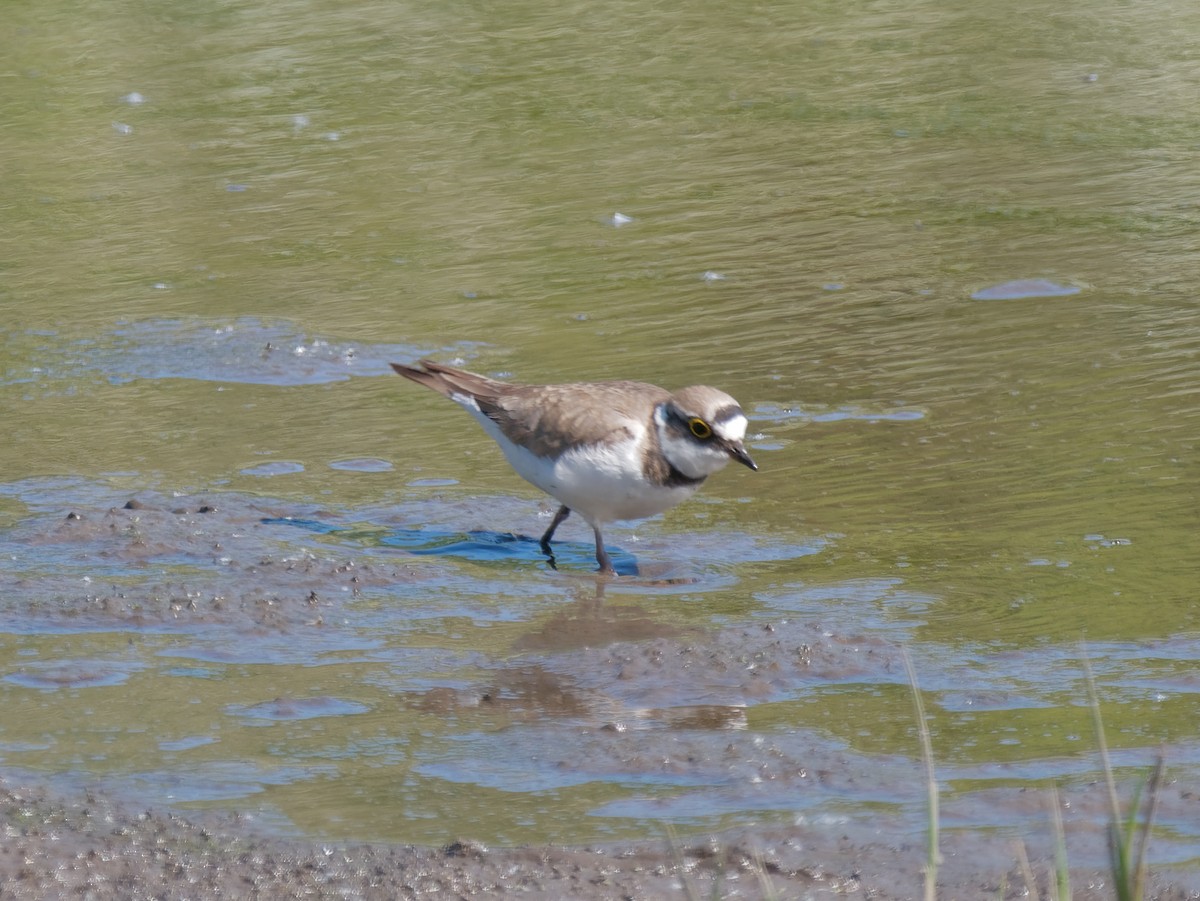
[391,360,757,575]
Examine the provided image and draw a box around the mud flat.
[4,775,1200,900]
[1,489,1197,899]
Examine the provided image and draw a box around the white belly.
[464,407,699,525]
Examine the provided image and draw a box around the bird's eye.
[688,418,712,439]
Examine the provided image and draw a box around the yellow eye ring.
[688,418,712,439]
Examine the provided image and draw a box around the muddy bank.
[4,776,1199,900]
[1,485,1198,899]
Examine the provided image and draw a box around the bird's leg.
[540,505,571,553]
[593,526,616,575]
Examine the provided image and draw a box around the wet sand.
[4,775,1199,900]
[1,491,1197,899]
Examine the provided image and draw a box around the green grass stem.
[1081,642,1164,901]
[902,648,940,901]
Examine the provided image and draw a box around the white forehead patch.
[714,413,748,442]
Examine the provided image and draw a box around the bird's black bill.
[728,443,758,471]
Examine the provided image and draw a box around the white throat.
[654,405,748,480]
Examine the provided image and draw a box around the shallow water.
[3,0,1200,877]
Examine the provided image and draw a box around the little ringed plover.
[392,360,757,574]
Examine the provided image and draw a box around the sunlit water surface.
[2,0,1199,872]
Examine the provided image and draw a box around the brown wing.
[480,381,670,458]
[391,360,668,459]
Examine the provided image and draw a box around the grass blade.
[902,648,939,901]
[1048,782,1070,901]
[1132,752,1165,900]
